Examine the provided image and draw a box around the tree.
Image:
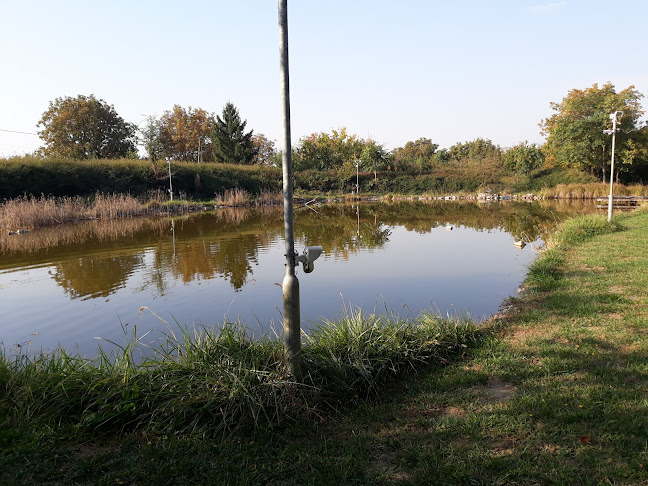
[250,133,277,165]
[158,105,214,162]
[393,138,439,161]
[503,142,545,175]
[37,95,136,159]
[212,102,256,164]
[540,83,645,180]
[360,140,391,178]
[293,127,365,171]
[140,115,164,162]
[393,137,439,173]
[447,138,502,163]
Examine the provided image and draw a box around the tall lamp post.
[604,111,623,222]
[167,158,173,201]
[355,160,360,195]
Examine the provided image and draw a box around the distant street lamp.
[167,158,173,201]
[603,111,623,222]
[355,159,360,195]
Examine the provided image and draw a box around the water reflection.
[1,200,596,300]
[0,200,596,354]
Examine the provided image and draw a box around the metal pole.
[607,115,617,222]
[279,0,302,381]
[356,160,359,194]
[167,159,173,201]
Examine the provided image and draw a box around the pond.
[0,200,596,356]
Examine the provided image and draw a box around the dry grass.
[214,188,250,207]
[540,183,648,199]
[254,190,283,206]
[0,193,150,230]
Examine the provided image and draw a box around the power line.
[0,128,38,135]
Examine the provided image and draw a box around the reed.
[214,188,251,207]
[0,193,203,231]
[254,189,283,206]
[540,183,648,199]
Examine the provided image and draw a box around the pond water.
[0,200,595,356]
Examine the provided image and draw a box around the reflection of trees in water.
[168,232,272,291]
[295,205,391,260]
[4,200,597,296]
[51,254,144,300]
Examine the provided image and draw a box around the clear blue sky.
[1,0,646,157]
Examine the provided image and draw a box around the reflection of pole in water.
[356,204,360,241]
[171,219,176,259]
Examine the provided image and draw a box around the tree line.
[34,82,648,183]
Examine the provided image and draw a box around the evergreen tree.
[212,102,257,164]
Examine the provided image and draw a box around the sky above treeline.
[1,0,647,157]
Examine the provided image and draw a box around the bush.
[0,156,283,199]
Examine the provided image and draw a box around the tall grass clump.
[547,213,620,250]
[254,189,283,206]
[214,188,250,207]
[303,306,478,400]
[0,312,479,437]
[0,194,86,229]
[0,193,154,229]
[540,183,648,199]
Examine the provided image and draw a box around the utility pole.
[278,0,302,381]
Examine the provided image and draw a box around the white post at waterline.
[356,160,360,195]
[606,111,622,222]
[167,158,173,201]
[278,0,302,381]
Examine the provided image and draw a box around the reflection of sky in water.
[0,219,539,357]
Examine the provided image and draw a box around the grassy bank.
[0,311,479,484]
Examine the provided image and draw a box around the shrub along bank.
[0,155,619,200]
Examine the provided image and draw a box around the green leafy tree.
[158,105,214,162]
[212,102,256,164]
[361,140,391,178]
[447,138,502,163]
[392,137,439,173]
[293,127,365,171]
[393,138,438,160]
[140,115,164,162]
[503,142,545,175]
[540,83,645,180]
[37,94,136,159]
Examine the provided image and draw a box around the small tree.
[140,115,164,162]
[158,105,214,162]
[37,94,136,159]
[212,102,256,164]
[361,140,391,179]
[250,133,277,165]
[503,142,545,175]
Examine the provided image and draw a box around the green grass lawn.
[2,210,648,485]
